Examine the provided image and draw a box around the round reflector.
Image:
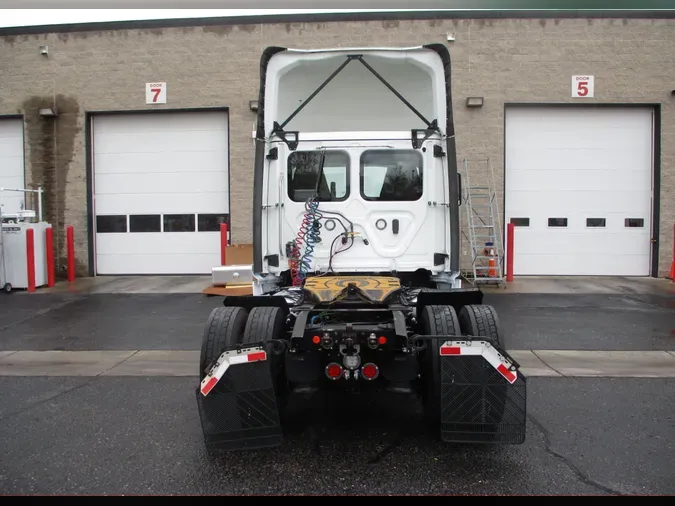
[378,336,388,345]
[312,335,321,345]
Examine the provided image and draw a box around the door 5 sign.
[146,82,167,104]
[571,76,594,98]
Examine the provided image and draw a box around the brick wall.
[1,16,673,276]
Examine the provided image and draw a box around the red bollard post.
[67,225,75,283]
[45,226,55,287]
[220,222,228,266]
[26,228,36,293]
[506,222,515,283]
[670,223,675,282]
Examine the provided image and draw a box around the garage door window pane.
[96,215,127,233]
[164,214,195,232]
[129,215,161,233]
[510,218,530,227]
[548,218,568,227]
[198,214,229,232]
[625,218,644,228]
[586,218,606,228]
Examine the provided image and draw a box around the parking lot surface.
[0,278,673,495]
[0,291,672,352]
[0,376,672,495]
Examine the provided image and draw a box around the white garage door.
[92,111,230,275]
[505,106,654,276]
[0,119,26,217]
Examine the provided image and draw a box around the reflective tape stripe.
[225,350,267,365]
[201,376,219,396]
[497,364,517,384]
[248,351,267,362]
[439,346,461,356]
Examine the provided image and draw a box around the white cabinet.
[0,222,50,290]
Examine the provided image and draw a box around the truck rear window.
[360,150,423,202]
[287,150,350,202]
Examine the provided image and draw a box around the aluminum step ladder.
[461,159,505,287]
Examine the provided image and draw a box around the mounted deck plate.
[303,275,401,303]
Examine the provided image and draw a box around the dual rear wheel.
[199,305,286,396]
[419,304,506,430]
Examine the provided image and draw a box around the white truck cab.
[251,45,462,293]
[197,45,528,454]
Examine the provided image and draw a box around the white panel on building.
[0,119,26,217]
[505,106,654,276]
[92,111,230,275]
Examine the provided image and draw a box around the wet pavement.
[0,293,220,351]
[0,376,672,495]
[0,276,673,495]
[489,292,675,351]
[0,291,672,352]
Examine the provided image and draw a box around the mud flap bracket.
[196,345,283,452]
[438,340,527,444]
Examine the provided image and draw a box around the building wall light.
[38,107,58,117]
[466,97,484,108]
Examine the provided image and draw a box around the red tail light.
[361,363,379,381]
[325,363,343,380]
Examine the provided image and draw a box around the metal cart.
[0,187,44,293]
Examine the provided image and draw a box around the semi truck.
[196,43,527,453]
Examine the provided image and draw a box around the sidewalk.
[1,349,674,378]
[36,275,212,294]
[26,274,675,296]
[478,275,675,295]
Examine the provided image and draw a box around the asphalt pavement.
[0,376,672,495]
[0,292,672,351]
[0,284,673,495]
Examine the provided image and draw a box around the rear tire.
[198,306,250,456]
[242,306,288,408]
[457,304,509,430]
[199,306,249,381]
[419,304,461,429]
[457,304,504,349]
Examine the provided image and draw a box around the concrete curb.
[1,349,674,378]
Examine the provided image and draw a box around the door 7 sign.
[571,76,594,98]
[146,82,167,104]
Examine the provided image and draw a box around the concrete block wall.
[1,15,673,277]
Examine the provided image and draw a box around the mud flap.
[439,340,527,444]
[196,345,283,452]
